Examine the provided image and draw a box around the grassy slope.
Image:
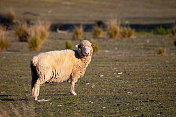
[0,0,176,23]
[0,31,176,116]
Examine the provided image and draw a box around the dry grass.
[73,26,83,40]
[0,8,16,24]
[0,28,9,51]
[4,8,16,23]
[28,25,42,51]
[65,41,73,49]
[37,21,50,41]
[157,48,165,56]
[15,22,29,42]
[107,20,120,40]
[90,39,99,55]
[121,27,135,38]
[28,35,42,51]
[93,25,103,38]
[28,21,50,51]
[31,21,50,41]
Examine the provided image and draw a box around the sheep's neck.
[80,56,92,67]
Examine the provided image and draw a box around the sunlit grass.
[107,20,120,40]
[15,22,29,42]
[93,25,103,38]
[0,8,16,24]
[121,27,135,38]
[73,26,83,40]
[0,28,9,51]
[65,40,73,49]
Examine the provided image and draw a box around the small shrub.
[40,21,50,31]
[5,8,16,23]
[65,41,73,49]
[0,8,16,25]
[90,39,99,55]
[171,26,176,37]
[93,25,103,38]
[157,48,165,56]
[28,36,42,51]
[153,26,171,35]
[0,28,9,51]
[28,21,50,51]
[30,21,50,41]
[121,27,135,38]
[73,26,83,40]
[30,25,41,39]
[107,20,120,40]
[15,23,29,42]
[37,21,50,41]
[96,20,105,28]
[40,28,49,41]
[28,26,41,51]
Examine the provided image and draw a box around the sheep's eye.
[78,45,82,48]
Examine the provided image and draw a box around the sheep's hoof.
[37,99,49,102]
[71,92,77,96]
[34,97,38,101]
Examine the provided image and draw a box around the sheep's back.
[31,50,78,82]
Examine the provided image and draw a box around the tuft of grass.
[28,21,50,51]
[153,26,171,35]
[171,26,176,37]
[107,20,120,40]
[65,41,73,49]
[73,26,83,40]
[93,25,103,38]
[15,23,29,42]
[157,48,165,56]
[37,21,50,41]
[30,21,50,41]
[90,39,99,55]
[28,36,42,51]
[0,8,16,24]
[0,28,9,51]
[121,27,135,38]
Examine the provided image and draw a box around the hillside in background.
[0,0,176,24]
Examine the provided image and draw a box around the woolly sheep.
[30,40,93,100]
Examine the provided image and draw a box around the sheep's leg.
[33,83,40,100]
[33,78,45,100]
[32,68,52,100]
[70,82,77,96]
[30,64,38,99]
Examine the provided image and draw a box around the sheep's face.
[76,40,93,57]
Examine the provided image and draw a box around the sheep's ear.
[76,44,81,48]
[75,44,79,48]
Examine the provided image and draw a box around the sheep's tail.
[30,56,39,96]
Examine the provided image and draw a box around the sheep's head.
[76,40,93,57]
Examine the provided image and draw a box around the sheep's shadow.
[0,95,27,102]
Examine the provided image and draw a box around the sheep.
[30,40,93,100]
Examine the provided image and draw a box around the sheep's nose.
[85,52,89,55]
